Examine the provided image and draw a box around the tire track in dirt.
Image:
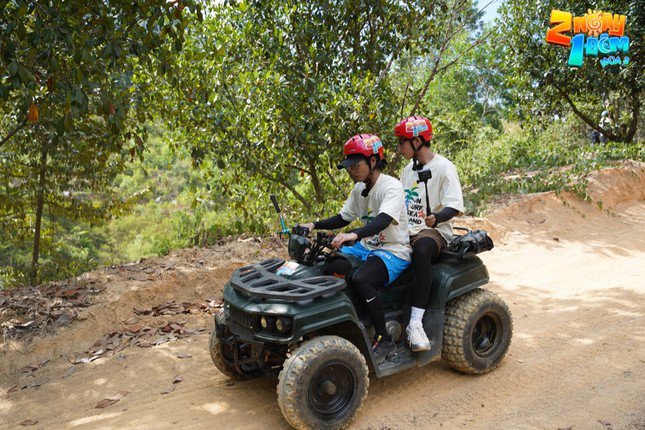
[354,284,644,430]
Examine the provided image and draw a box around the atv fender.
[428,256,489,309]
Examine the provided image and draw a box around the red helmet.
[337,134,384,169]
[394,116,433,142]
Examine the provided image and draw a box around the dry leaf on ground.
[95,390,130,409]
[161,386,175,394]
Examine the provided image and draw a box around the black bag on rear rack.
[443,228,494,259]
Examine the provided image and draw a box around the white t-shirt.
[400,154,464,242]
[339,174,412,261]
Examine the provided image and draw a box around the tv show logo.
[546,9,630,68]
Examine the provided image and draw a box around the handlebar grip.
[270,195,281,213]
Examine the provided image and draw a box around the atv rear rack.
[230,259,346,302]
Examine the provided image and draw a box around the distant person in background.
[599,110,613,140]
[591,110,614,144]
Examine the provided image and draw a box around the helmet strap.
[362,156,377,196]
[410,139,423,171]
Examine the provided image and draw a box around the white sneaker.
[406,322,431,351]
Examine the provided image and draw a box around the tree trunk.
[624,87,641,144]
[30,146,48,286]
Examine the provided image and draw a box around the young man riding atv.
[301,133,411,364]
[395,115,464,352]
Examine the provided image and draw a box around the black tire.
[208,315,253,381]
[442,288,513,374]
[277,335,369,430]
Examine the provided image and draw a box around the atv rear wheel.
[277,335,368,430]
[209,313,254,381]
[442,288,512,374]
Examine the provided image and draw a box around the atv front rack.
[230,259,346,302]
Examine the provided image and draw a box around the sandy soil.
[1,162,644,430]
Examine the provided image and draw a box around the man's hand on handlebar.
[331,232,358,249]
[299,222,315,231]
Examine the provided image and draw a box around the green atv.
[209,199,512,430]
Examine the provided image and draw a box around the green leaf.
[8,61,18,77]
[18,65,33,84]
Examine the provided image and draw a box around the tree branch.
[324,169,342,194]
[409,0,495,115]
[551,82,619,141]
[285,164,312,176]
[434,29,493,76]
[376,53,396,88]
[409,42,450,115]
[0,119,27,148]
[400,81,410,119]
[256,170,310,210]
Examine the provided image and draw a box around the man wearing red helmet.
[394,116,464,352]
[301,134,411,364]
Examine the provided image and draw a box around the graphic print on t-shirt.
[404,185,419,209]
[360,210,375,224]
[360,209,385,247]
[365,232,386,247]
[404,181,426,227]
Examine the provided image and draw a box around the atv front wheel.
[277,335,369,430]
[442,288,513,374]
[209,313,254,381]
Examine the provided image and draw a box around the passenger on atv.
[394,115,464,352]
[300,133,412,364]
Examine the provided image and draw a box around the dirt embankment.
[1,161,644,430]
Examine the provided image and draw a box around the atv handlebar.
[288,227,336,266]
[270,195,289,235]
[270,195,281,213]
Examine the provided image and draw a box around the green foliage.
[157,0,482,227]
[402,31,506,149]
[452,115,645,214]
[0,0,201,284]
[94,135,249,263]
[497,0,643,142]
[0,213,111,288]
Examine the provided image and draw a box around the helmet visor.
[337,154,366,170]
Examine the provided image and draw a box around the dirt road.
[1,162,644,430]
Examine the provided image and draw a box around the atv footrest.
[231,262,346,302]
[377,343,418,377]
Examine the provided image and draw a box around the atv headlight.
[260,316,275,330]
[276,317,292,333]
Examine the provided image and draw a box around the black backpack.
[443,228,494,259]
